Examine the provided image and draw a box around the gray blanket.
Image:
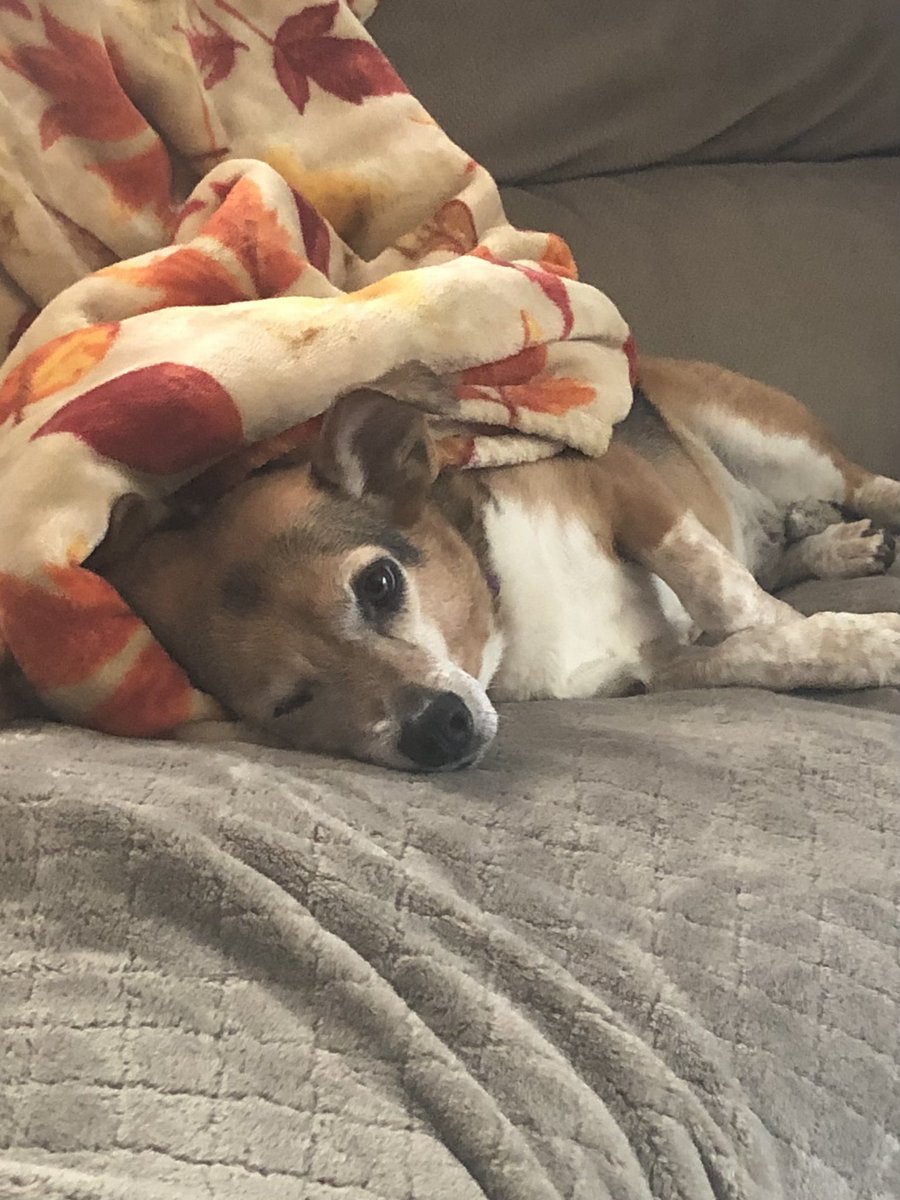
[2,671,899,1198]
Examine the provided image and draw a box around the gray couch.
[2,4,898,1198]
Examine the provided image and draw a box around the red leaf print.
[210,179,234,202]
[102,247,247,311]
[461,345,548,388]
[471,247,575,339]
[0,566,142,690]
[280,1,342,39]
[273,30,310,111]
[177,196,207,227]
[88,141,176,230]
[33,363,244,474]
[429,200,477,255]
[291,188,331,274]
[504,377,595,416]
[397,199,477,262]
[202,177,307,295]
[273,2,407,115]
[540,233,578,281]
[177,4,248,89]
[89,639,195,736]
[0,0,33,19]
[7,7,146,148]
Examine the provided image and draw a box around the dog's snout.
[398,689,477,770]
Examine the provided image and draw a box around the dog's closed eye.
[272,684,314,720]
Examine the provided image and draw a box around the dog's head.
[100,386,500,770]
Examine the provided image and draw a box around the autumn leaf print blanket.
[0,0,635,738]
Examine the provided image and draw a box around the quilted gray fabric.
[2,686,898,1199]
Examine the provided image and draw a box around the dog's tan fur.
[3,357,900,769]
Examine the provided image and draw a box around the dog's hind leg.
[844,474,900,532]
[650,611,900,692]
[640,358,900,527]
[604,443,799,639]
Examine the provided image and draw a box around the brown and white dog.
[75,356,898,771]
[5,358,900,769]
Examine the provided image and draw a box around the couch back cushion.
[371,0,900,182]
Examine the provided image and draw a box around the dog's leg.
[640,358,900,529]
[650,611,900,691]
[844,474,900,532]
[768,520,897,588]
[606,443,798,639]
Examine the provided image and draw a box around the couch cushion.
[371,0,900,181]
[500,158,900,475]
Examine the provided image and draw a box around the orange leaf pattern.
[0,323,120,427]
[202,177,308,295]
[0,0,633,740]
[0,565,142,691]
[89,640,196,736]
[102,247,246,312]
[87,141,177,229]
[395,199,478,262]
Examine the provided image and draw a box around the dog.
[40,354,890,772]
[3,358,900,766]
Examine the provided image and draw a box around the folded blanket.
[0,0,634,738]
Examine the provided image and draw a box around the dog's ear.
[313,364,449,525]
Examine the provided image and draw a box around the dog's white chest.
[483,496,690,700]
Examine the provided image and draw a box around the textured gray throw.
[2,662,899,1200]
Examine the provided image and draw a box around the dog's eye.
[354,557,404,616]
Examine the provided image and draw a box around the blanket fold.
[0,0,634,735]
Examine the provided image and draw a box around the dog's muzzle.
[398,688,482,770]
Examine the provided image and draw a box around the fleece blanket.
[2,680,899,1200]
[0,0,634,738]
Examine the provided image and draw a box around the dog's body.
[5,357,900,769]
[470,357,899,704]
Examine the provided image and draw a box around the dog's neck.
[428,470,501,600]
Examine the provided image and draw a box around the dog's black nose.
[398,690,477,770]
